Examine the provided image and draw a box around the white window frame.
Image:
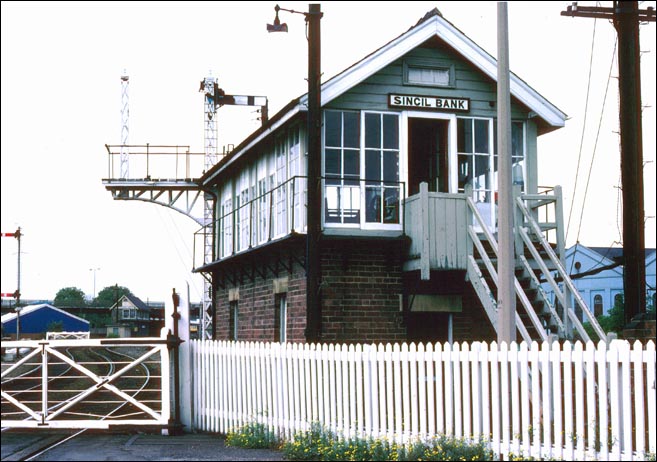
[403,58,455,88]
[230,301,238,341]
[277,294,287,343]
[322,110,362,227]
[457,116,495,229]
[220,186,233,258]
[322,109,404,231]
[361,110,403,230]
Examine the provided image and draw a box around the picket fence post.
[187,338,655,462]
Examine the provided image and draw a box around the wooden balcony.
[403,183,470,279]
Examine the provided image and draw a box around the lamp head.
[267,5,288,32]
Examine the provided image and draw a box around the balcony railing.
[323,178,406,228]
[104,144,206,181]
[193,176,407,269]
[194,176,307,268]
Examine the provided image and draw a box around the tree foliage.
[46,320,64,332]
[91,285,133,308]
[53,287,87,308]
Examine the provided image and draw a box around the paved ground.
[1,430,285,461]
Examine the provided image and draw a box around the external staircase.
[465,186,608,343]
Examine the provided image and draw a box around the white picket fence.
[189,339,656,461]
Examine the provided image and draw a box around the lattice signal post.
[198,76,268,340]
[103,73,268,341]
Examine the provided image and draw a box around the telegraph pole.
[497,2,516,343]
[561,1,655,325]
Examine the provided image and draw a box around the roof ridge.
[415,7,443,27]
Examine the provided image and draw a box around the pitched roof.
[1,304,90,325]
[588,247,657,263]
[111,293,150,311]
[202,8,566,186]
[567,243,657,266]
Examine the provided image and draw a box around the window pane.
[344,150,359,176]
[512,122,524,158]
[383,151,399,183]
[325,148,341,178]
[344,150,360,186]
[384,187,400,224]
[513,158,525,187]
[474,153,489,189]
[458,154,472,190]
[343,186,361,223]
[366,187,381,222]
[458,119,472,153]
[408,66,450,86]
[343,112,360,148]
[365,113,381,148]
[365,150,381,183]
[493,119,498,155]
[325,111,341,147]
[475,119,489,153]
[383,114,399,149]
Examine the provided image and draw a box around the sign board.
[388,94,470,112]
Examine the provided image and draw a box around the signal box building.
[194,9,601,345]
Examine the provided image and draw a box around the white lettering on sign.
[389,94,470,112]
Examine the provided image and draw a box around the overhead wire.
[566,15,598,244]
[154,206,203,301]
[574,37,618,246]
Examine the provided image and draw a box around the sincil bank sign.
[388,94,470,112]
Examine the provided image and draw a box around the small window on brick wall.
[274,294,287,343]
[229,301,238,341]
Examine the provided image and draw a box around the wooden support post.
[420,182,430,281]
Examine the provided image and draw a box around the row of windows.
[218,126,304,258]
[324,110,526,229]
[119,308,148,320]
[229,294,287,342]
[214,110,527,258]
[591,291,656,317]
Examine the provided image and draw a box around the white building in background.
[543,244,656,317]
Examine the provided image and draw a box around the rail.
[193,176,405,269]
[516,197,607,342]
[465,196,541,343]
[104,144,206,181]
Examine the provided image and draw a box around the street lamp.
[268,3,322,341]
[89,267,101,299]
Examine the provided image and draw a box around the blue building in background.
[543,244,656,317]
[1,304,90,339]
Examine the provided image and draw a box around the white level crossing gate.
[1,330,171,429]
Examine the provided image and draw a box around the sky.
[1,1,655,304]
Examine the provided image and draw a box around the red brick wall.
[214,251,307,343]
[212,238,493,345]
[320,239,406,343]
[214,239,407,344]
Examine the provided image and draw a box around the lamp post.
[268,3,323,342]
[89,267,101,300]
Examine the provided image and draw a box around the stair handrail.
[515,197,607,342]
[466,197,548,342]
[518,254,565,336]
